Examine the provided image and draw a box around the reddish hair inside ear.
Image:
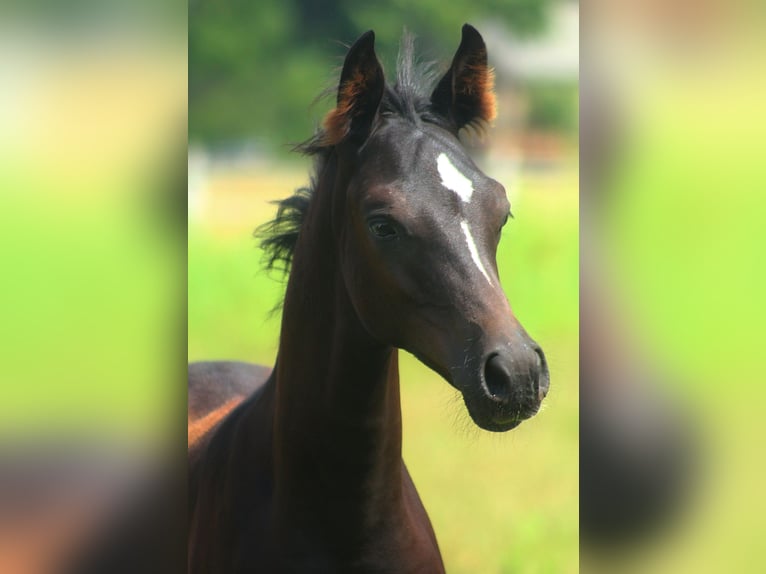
[456,61,496,125]
[321,31,384,146]
[431,24,496,131]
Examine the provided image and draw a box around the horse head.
[297,26,550,432]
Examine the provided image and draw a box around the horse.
[188,25,549,573]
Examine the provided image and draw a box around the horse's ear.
[323,30,384,145]
[431,24,496,131]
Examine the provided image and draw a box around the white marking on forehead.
[437,153,473,203]
[460,220,492,285]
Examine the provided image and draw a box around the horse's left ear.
[323,30,385,145]
[431,24,496,131]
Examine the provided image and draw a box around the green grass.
[188,163,578,573]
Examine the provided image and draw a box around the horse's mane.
[257,33,454,274]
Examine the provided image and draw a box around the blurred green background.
[579,3,766,572]
[190,0,577,148]
[189,1,578,573]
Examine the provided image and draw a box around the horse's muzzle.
[462,343,549,432]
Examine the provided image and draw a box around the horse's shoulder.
[189,361,270,413]
[188,361,271,450]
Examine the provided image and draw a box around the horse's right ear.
[323,31,384,145]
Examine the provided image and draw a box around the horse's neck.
[270,186,405,530]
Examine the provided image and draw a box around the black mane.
[257,33,451,274]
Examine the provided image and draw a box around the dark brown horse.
[188,25,549,573]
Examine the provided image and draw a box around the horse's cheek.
[351,259,405,343]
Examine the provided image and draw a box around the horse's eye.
[368,218,398,240]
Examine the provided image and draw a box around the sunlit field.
[188,158,578,573]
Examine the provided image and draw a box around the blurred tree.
[189,0,557,151]
[526,81,578,134]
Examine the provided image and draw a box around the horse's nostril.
[483,353,512,403]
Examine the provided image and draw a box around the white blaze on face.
[436,152,491,285]
[460,220,492,285]
[437,153,473,203]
